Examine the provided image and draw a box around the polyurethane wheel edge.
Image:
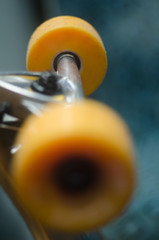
[11,99,135,233]
[26,16,107,96]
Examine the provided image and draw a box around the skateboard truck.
[32,52,84,100]
[0,53,94,240]
[0,52,83,129]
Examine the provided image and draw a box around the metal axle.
[56,52,84,102]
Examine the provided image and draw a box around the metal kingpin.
[0,52,83,128]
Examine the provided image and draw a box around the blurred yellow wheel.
[11,99,135,233]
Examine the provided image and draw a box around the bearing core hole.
[52,155,101,195]
[53,51,81,71]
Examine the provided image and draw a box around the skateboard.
[0,16,136,238]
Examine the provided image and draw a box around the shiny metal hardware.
[0,53,84,127]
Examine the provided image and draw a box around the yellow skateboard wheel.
[26,16,107,96]
[11,100,135,233]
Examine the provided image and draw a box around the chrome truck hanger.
[0,53,83,129]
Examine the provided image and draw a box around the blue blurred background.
[0,0,159,239]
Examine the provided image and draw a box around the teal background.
[0,0,159,239]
